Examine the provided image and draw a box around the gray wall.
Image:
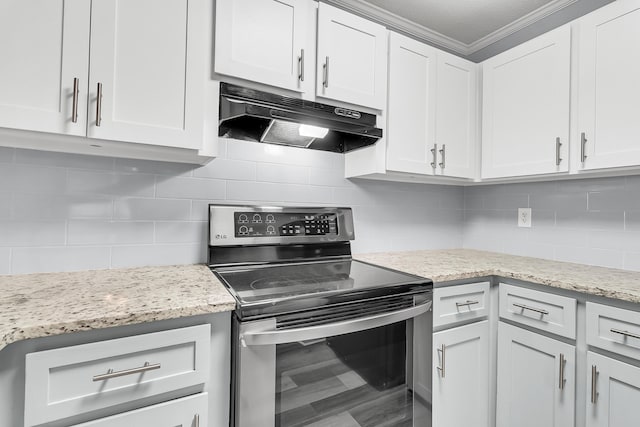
[0,140,464,275]
[463,176,640,271]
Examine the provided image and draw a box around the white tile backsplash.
[114,198,192,221]
[0,249,10,274]
[11,246,111,274]
[67,170,156,197]
[67,220,155,245]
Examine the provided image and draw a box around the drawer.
[25,324,210,427]
[587,302,640,359]
[71,392,208,426]
[499,283,576,339]
[433,282,490,328]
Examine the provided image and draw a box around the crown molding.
[321,0,579,56]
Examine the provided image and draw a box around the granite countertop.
[0,264,235,352]
[355,248,640,304]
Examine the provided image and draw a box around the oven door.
[232,300,433,427]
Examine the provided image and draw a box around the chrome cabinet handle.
[96,82,103,127]
[513,302,549,315]
[323,56,329,88]
[430,144,437,168]
[298,49,305,82]
[558,353,565,389]
[92,361,160,382]
[581,132,588,163]
[456,300,479,308]
[439,144,446,169]
[437,344,446,378]
[611,328,640,340]
[195,414,200,427]
[71,78,80,123]
[555,137,562,166]
[591,365,598,404]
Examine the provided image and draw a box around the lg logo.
[215,234,228,240]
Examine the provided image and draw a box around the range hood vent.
[218,83,382,153]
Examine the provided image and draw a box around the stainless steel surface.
[591,365,598,404]
[513,302,549,315]
[439,144,446,169]
[558,353,565,389]
[240,301,431,346]
[556,137,562,166]
[96,82,103,127]
[455,300,479,308]
[323,56,329,88]
[581,132,588,163]
[92,361,160,382]
[298,49,305,82]
[430,144,437,168]
[610,328,640,340]
[72,77,79,123]
[437,343,445,378]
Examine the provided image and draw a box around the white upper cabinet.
[316,3,388,110]
[0,0,90,136]
[88,0,205,149]
[577,0,640,170]
[386,33,437,175]
[482,25,571,179]
[214,0,313,94]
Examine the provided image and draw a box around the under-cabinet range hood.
[218,83,382,153]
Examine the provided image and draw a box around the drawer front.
[25,324,210,427]
[587,302,640,359]
[499,284,576,339]
[71,392,208,426]
[433,282,490,328]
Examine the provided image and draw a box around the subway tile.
[625,211,640,232]
[309,168,351,187]
[554,246,624,269]
[0,147,14,163]
[464,194,484,210]
[12,194,113,220]
[193,158,256,181]
[556,176,626,193]
[530,192,587,212]
[156,176,226,200]
[9,164,67,195]
[14,148,114,170]
[0,221,66,247]
[155,221,207,244]
[529,227,588,248]
[114,157,196,176]
[67,170,155,197]
[623,251,640,272]
[0,197,10,219]
[114,198,191,221]
[111,243,206,268]
[67,220,154,245]
[530,210,555,228]
[256,163,309,184]
[555,211,624,231]
[11,246,110,274]
[587,190,628,212]
[0,248,10,274]
[227,181,334,204]
[588,230,640,252]
[484,193,529,210]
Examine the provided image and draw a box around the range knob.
[238,225,249,235]
[238,214,248,224]
[266,225,276,235]
[265,214,275,223]
[252,214,262,223]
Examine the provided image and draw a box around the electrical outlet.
[518,208,532,228]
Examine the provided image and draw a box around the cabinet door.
[577,0,640,170]
[385,32,437,175]
[214,0,313,94]
[587,351,640,427]
[316,3,387,110]
[482,25,570,179]
[71,393,207,427]
[496,322,575,427]
[0,0,90,136]
[88,0,205,149]
[436,52,477,179]
[433,321,490,427]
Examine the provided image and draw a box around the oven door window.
[274,321,428,426]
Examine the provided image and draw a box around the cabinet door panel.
[0,0,90,136]
[496,322,575,427]
[482,25,570,179]
[386,33,436,175]
[578,0,640,170]
[88,0,205,149]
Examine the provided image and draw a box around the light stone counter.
[0,264,235,352]
[355,249,640,304]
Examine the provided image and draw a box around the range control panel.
[234,212,338,238]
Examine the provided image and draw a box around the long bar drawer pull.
[591,365,598,404]
[92,361,161,382]
[558,353,565,390]
[513,302,549,315]
[610,328,640,340]
[437,344,446,378]
[456,300,480,308]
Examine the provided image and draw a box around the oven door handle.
[240,301,431,347]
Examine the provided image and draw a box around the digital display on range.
[234,212,338,238]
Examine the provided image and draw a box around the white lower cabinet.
[433,320,490,427]
[496,322,575,427]
[71,393,207,427]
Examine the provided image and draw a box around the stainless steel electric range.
[208,204,433,427]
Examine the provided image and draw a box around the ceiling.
[324,0,615,61]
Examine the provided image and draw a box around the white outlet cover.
[518,208,532,228]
